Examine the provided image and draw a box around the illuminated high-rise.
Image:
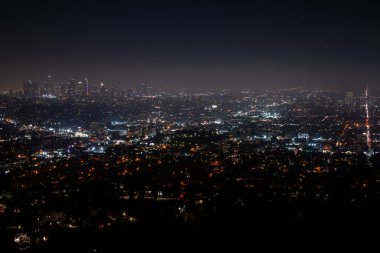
[42,75,54,96]
[85,77,89,96]
[344,91,353,105]
[23,80,39,97]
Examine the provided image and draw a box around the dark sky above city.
[1,0,380,90]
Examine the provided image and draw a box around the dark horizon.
[1,0,380,90]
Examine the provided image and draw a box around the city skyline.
[2,0,380,89]
[1,74,376,96]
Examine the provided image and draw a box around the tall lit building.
[67,79,76,96]
[59,81,66,96]
[111,84,115,98]
[136,83,147,96]
[23,80,39,97]
[344,91,353,105]
[85,77,89,96]
[59,79,76,97]
[77,81,86,96]
[42,75,54,96]
[100,82,106,96]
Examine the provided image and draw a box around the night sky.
[1,0,380,90]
